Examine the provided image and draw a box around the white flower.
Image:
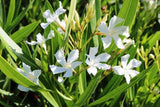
[49,49,81,77]
[123,38,135,49]
[17,63,41,92]
[85,47,111,76]
[58,20,66,34]
[98,15,130,49]
[40,1,66,29]
[58,76,64,83]
[26,31,54,52]
[113,54,141,84]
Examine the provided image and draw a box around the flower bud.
[75,11,81,29]
[71,19,76,31]
[149,54,155,60]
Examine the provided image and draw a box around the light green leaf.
[147,31,160,48]
[88,63,157,106]
[5,0,15,27]
[118,0,139,30]
[11,21,40,43]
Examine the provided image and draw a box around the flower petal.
[121,54,130,68]
[63,69,72,77]
[55,49,66,66]
[112,35,125,49]
[43,9,52,19]
[98,22,109,35]
[26,41,37,45]
[54,1,66,16]
[95,53,111,62]
[18,85,30,92]
[102,36,112,49]
[114,26,130,37]
[71,61,82,69]
[87,66,97,76]
[128,70,139,78]
[23,63,31,73]
[49,65,66,74]
[40,22,51,29]
[127,59,141,69]
[95,63,111,70]
[36,33,45,44]
[109,15,124,29]
[88,47,98,59]
[67,49,79,63]
[33,70,41,78]
[47,30,55,39]
[124,73,130,84]
[58,76,64,83]
[113,66,125,75]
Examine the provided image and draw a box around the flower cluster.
[18,1,142,93]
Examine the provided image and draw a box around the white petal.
[112,35,125,49]
[114,26,130,37]
[71,61,82,69]
[127,59,142,69]
[87,66,97,76]
[95,63,111,70]
[43,9,52,18]
[26,41,37,45]
[109,15,124,29]
[98,22,109,35]
[55,49,66,66]
[18,85,30,92]
[33,70,41,78]
[49,65,66,74]
[36,33,45,44]
[95,53,111,62]
[102,36,112,49]
[40,22,50,29]
[63,69,72,77]
[17,68,26,76]
[124,73,130,84]
[89,47,98,58]
[85,57,91,66]
[58,76,64,83]
[121,54,130,68]
[128,70,139,78]
[23,63,31,73]
[58,28,64,34]
[113,66,125,75]
[47,30,55,39]
[67,49,79,63]
[54,1,66,16]
[42,43,47,52]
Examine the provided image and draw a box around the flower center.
[109,29,114,36]
[28,73,35,80]
[64,63,71,69]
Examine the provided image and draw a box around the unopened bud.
[102,14,108,22]
[86,0,95,21]
[71,19,76,31]
[149,54,155,60]
[64,14,68,25]
[75,11,81,29]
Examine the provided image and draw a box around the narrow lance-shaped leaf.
[88,63,157,106]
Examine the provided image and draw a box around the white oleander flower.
[98,15,130,49]
[113,54,141,84]
[17,63,41,92]
[85,47,111,76]
[58,76,64,83]
[26,31,54,52]
[123,38,135,49]
[40,1,66,29]
[50,49,81,77]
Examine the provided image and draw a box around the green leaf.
[5,5,29,33]
[88,63,157,106]
[0,0,6,27]
[5,0,15,27]
[147,31,160,48]
[0,56,59,107]
[11,21,40,43]
[73,71,102,106]
[118,0,139,30]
